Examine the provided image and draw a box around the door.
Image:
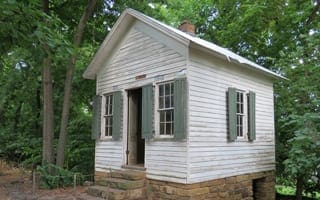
[127,88,145,166]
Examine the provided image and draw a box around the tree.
[41,0,55,166]
[56,0,98,168]
[283,114,320,200]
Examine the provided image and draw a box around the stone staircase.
[85,170,147,200]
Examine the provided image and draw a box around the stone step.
[96,178,145,190]
[110,170,146,181]
[87,185,146,200]
[77,192,105,200]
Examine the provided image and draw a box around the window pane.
[166,123,172,135]
[242,103,244,113]
[172,112,174,122]
[109,95,113,105]
[165,96,170,108]
[110,117,113,126]
[170,83,174,95]
[105,100,109,115]
[109,127,112,136]
[109,104,112,115]
[106,117,110,127]
[160,123,164,135]
[171,121,174,135]
[106,96,109,106]
[159,96,164,109]
[165,84,170,95]
[160,111,165,122]
[166,110,172,122]
[159,85,164,96]
[171,95,174,107]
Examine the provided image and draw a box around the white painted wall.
[186,48,275,183]
[95,22,188,183]
[94,19,275,184]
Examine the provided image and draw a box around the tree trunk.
[56,0,97,167]
[42,57,55,165]
[41,0,55,166]
[295,176,303,200]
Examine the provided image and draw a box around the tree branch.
[306,0,320,25]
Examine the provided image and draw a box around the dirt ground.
[0,161,91,200]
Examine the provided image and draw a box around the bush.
[37,163,84,189]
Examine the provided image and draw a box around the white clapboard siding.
[95,25,188,182]
[95,140,123,171]
[145,141,188,182]
[187,53,275,183]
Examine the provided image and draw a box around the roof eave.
[189,41,286,81]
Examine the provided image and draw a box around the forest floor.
[0,160,317,200]
[0,161,90,200]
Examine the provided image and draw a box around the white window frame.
[101,93,113,139]
[154,81,174,138]
[236,89,248,140]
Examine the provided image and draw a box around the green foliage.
[276,185,320,199]
[37,163,84,189]
[282,113,320,196]
[0,0,96,176]
[65,113,95,175]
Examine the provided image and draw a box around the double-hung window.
[104,94,113,137]
[143,78,186,140]
[158,82,174,136]
[236,91,244,137]
[228,87,256,141]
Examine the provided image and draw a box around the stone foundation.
[147,171,275,200]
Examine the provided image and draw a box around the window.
[104,94,113,137]
[236,91,244,137]
[158,82,174,136]
[228,87,256,141]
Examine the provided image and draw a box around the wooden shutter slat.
[248,91,256,141]
[92,95,102,140]
[142,84,153,139]
[228,87,237,141]
[174,78,187,140]
[112,91,122,141]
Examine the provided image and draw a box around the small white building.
[83,8,282,200]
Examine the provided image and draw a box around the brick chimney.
[178,20,195,36]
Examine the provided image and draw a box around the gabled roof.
[83,8,284,80]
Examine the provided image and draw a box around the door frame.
[122,87,145,167]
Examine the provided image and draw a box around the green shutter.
[112,91,122,141]
[142,84,153,139]
[174,78,187,140]
[248,91,256,141]
[228,87,237,141]
[92,95,102,140]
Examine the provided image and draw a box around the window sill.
[99,136,113,141]
[235,137,249,142]
[150,135,186,142]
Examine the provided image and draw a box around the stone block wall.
[147,170,275,200]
